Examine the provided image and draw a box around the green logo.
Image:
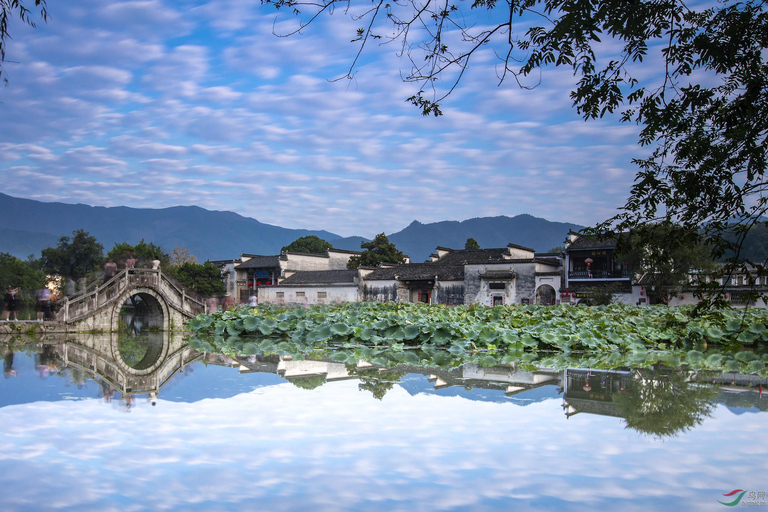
[719,490,747,506]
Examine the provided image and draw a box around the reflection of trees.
[613,366,718,438]
[116,331,165,370]
[348,367,406,400]
[286,374,327,390]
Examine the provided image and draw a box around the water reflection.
[1,334,766,435]
[1,335,767,511]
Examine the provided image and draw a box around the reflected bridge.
[57,332,201,401]
[56,269,206,332]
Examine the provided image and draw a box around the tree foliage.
[464,238,480,250]
[0,0,48,85]
[40,230,104,280]
[614,366,718,438]
[268,0,768,301]
[164,261,225,297]
[106,240,170,268]
[0,252,46,290]
[281,235,334,254]
[618,222,717,304]
[170,246,197,265]
[347,233,406,268]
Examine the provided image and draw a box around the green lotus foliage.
[186,302,768,376]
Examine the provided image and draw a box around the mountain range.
[0,193,583,262]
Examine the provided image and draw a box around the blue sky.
[0,0,647,237]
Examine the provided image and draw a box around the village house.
[564,231,768,307]
[563,231,638,305]
[213,249,360,303]
[257,243,564,306]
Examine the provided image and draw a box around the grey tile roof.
[566,234,620,251]
[235,255,282,269]
[365,263,465,281]
[279,270,358,285]
[431,248,511,265]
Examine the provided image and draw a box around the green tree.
[618,223,718,304]
[106,240,170,268]
[0,252,46,290]
[614,366,718,438]
[281,235,334,254]
[0,0,48,85]
[464,238,480,250]
[164,261,225,297]
[40,230,104,280]
[347,233,406,269]
[271,0,768,298]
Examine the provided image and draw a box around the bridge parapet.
[57,269,206,329]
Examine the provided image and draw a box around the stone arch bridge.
[56,269,207,331]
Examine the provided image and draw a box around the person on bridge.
[125,254,136,269]
[103,260,117,284]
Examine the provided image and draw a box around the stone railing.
[57,269,206,323]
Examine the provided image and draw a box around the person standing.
[3,286,20,321]
[103,260,117,284]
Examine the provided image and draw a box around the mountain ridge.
[0,193,584,262]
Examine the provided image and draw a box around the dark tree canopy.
[164,261,226,297]
[464,238,480,250]
[40,230,104,280]
[106,240,170,269]
[0,252,46,290]
[614,366,718,438]
[0,0,48,85]
[347,233,406,268]
[269,0,768,301]
[617,222,717,304]
[282,235,334,254]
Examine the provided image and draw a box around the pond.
[1,332,766,511]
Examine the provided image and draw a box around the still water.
[1,332,766,512]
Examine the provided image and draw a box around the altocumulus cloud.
[0,380,764,512]
[0,0,659,236]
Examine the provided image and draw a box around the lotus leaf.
[243,316,260,332]
[402,325,420,340]
[745,360,766,374]
[734,351,758,363]
[330,322,352,336]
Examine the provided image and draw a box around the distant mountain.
[0,193,340,262]
[385,215,584,261]
[0,193,585,263]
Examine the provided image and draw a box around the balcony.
[568,270,631,280]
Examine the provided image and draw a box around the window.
[488,283,505,290]
[276,292,284,299]
[296,292,305,298]
[317,291,327,299]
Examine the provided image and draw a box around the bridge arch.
[111,287,170,333]
[58,269,206,332]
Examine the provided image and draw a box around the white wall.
[259,285,359,305]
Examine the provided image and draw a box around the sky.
[0,0,649,238]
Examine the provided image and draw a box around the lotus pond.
[1,303,767,511]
